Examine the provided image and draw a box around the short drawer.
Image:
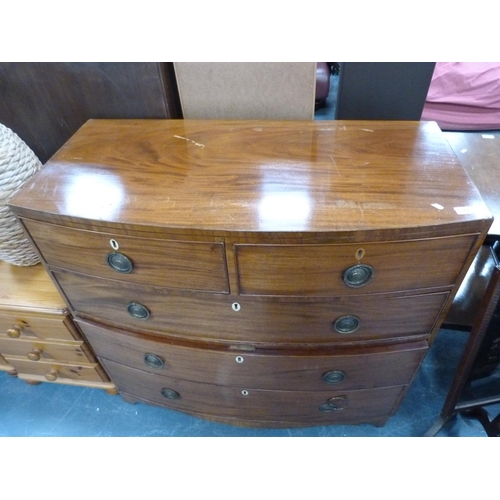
[0,336,91,364]
[23,219,229,293]
[56,270,448,344]
[78,319,427,391]
[235,234,477,296]
[105,359,406,425]
[3,355,105,383]
[0,311,78,342]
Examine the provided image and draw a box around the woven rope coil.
[0,123,42,266]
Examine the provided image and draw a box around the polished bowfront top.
[12,119,492,235]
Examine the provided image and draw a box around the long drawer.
[235,234,477,296]
[22,219,229,293]
[104,358,406,425]
[77,319,428,391]
[56,270,448,343]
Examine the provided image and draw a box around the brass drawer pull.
[161,388,180,400]
[7,325,22,338]
[106,252,134,273]
[144,353,164,369]
[333,315,360,334]
[322,370,346,385]
[45,370,58,382]
[27,349,42,361]
[319,396,347,412]
[127,302,151,320]
[342,263,374,288]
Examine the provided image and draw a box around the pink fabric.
[421,62,500,130]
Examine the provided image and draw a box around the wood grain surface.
[7,119,494,427]
[10,120,492,236]
[77,318,428,391]
[235,235,477,296]
[0,261,66,313]
[103,358,405,426]
[54,270,448,345]
[444,131,500,237]
[23,219,229,293]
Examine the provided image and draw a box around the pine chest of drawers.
[9,119,492,428]
[0,260,115,391]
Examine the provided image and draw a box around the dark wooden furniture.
[444,132,500,240]
[426,243,500,436]
[425,131,500,436]
[0,63,181,164]
[9,119,492,428]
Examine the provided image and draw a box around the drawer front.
[0,353,14,371]
[0,311,76,342]
[3,355,104,383]
[56,271,448,343]
[23,219,229,293]
[78,319,427,391]
[105,359,405,424]
[0,337,90,363]
[235,234,476,296]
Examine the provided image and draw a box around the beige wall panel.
[174,62,316,119]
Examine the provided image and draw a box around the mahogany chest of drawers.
[9,119,492,428]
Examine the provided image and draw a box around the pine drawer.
[0,336,92,364]
[3,355,106,385]
[0,310,78,342]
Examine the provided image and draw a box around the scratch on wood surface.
[330,156,341,176]
[357,202,365,219]
[174,135,205,148]
[362,129,374,132]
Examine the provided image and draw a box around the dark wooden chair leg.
[425,245,500,436]
[424,413,458,437]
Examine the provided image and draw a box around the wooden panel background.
[0,62,182,163]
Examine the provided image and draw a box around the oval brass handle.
[322,370,346,385]
[144,353,164,369]
[333,315,360,334]
[161,388,180,400]
[342,264,374,288]
[45,370,58,382]
[106,252,133,273]
[127,302,151,320]
[7,326,22,338]
[27,349,42,361]
[319,396,347,412]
